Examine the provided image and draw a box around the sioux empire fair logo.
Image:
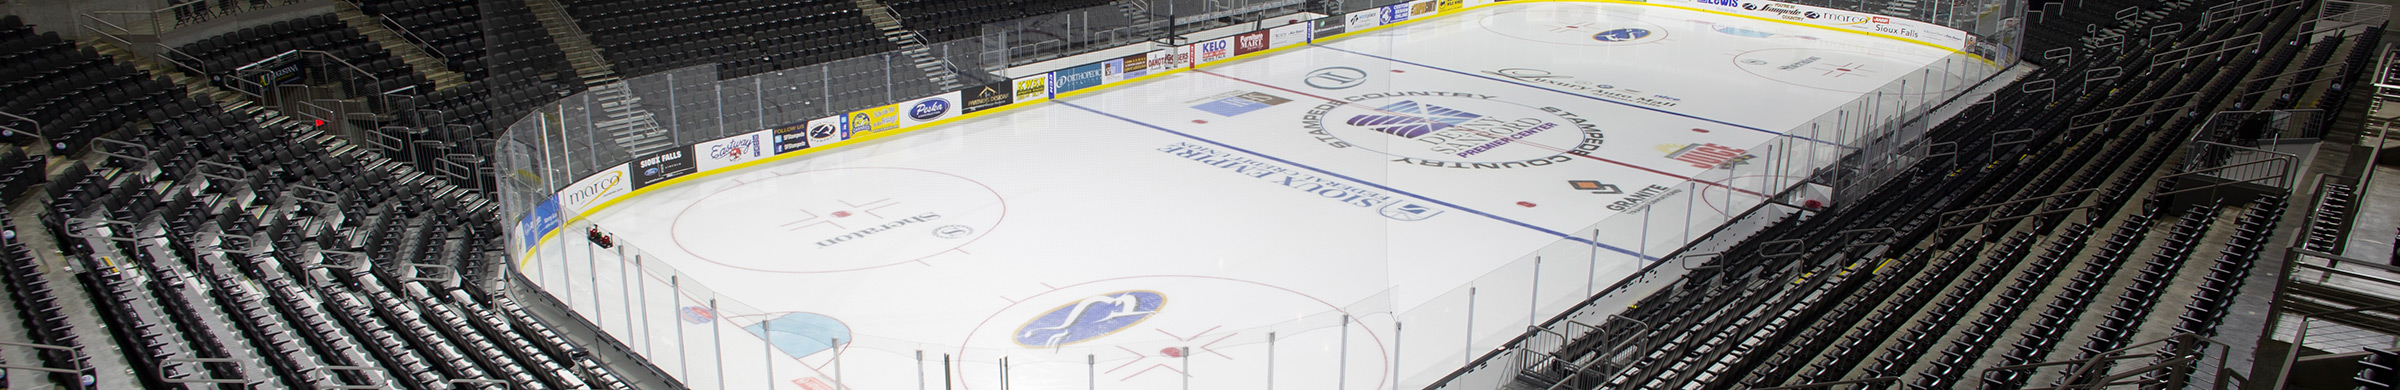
[1660,143,1757,170]
[909,98,951,120]
[1014,291,1165,347]
[1161,141,1446,221]
[1300,91,1604,170]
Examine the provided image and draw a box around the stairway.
[523,0,620,87]
[588,82,673,157]
[852,0,966,90]
[1117,0,1162,42]
[85,38,249,109]
[331,1,466,91]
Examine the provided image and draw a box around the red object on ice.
[1691,128,1710,133]
[1193,120,1209,124]
[832,211,853,218]
[1161,347,1185,358]
[1517,201,1537,208]
[1803,200,1825,209]
[1392,70,1407,73]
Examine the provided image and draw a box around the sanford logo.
[1660,143,1756,169]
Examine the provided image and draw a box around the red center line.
[1186,68,1768,197]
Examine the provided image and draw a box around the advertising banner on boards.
[1012,74,1051,102]
[1347,9,1383,31]
[895,91,966,128]
[1269,23,1310,47]
[517,197,561,246]
[1196,37,1235,63]
[695,129,772,172]
[558,163,630,213]
[1232,30,1272,56]
[845,104,901,136]
[630,148,696,188]
[960,81,1014,114]
[1050,62,1108,94]
[1313,16,1347,39]
[770,121,813,154]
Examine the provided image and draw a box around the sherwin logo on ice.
[1014,291,1165,347]
[1696,0,1739,6]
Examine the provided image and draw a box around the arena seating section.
[562,0,892,77]
[885,0,1115,42]
[2,0,2392,386]
[1496,0,2387,388]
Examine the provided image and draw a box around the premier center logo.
[1300,91,1604,169]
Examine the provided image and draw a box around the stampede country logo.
[1660,143,1757,170]
[1302,92,1605,170]
[1014,291,1165,347]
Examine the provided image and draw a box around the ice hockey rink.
[518,1,2001,389]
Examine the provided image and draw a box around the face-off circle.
[1731,48,1970,94]
[670,167,1004,273]
[956,276,1387,390]
[1303,93,1599,169]
[1477,7,1667,46]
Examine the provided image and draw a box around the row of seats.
[887,0,1113,42]
[171,14,425,100]
[562,0,894,76]
[1491,0,2361,388]
[1,19,182,154]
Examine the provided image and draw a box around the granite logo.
[909,98,951,120]
[1305,67,1369,89]
[1569,180,1623,194]
[1608,185,1681,211]
[1014,291,1165,347]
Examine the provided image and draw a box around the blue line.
[1056,101,1654,260]
[1311,44,1853,148]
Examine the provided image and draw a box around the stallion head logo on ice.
[1015,291,1165,347]
[1345,100,1484,139]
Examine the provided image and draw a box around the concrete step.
[524,0,618,78]
[334,1,467,91]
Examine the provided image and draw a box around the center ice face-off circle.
[957,276,1387,390]
[1304,92,1602,169]
[670,167,1004,273]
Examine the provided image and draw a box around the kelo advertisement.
[1196,37,1235,63]
[630,148,696,189]
[695,129,772,172]
[895,91,965,128]
[960,81,1014,114]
